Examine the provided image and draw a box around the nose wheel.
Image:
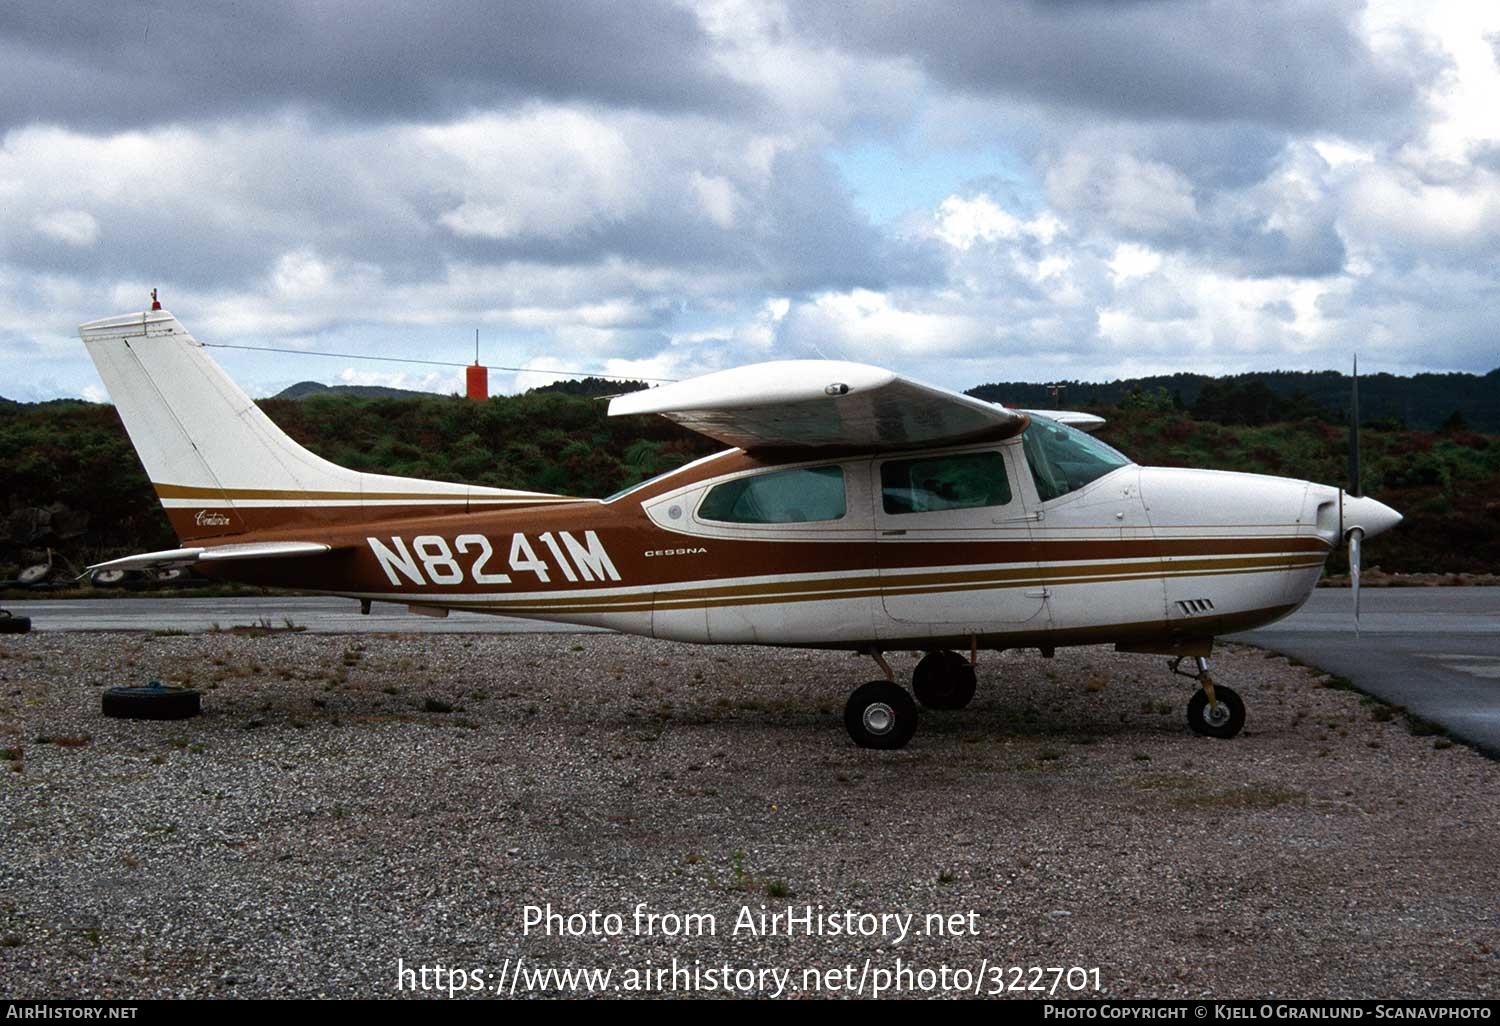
[1186,684,1245,738]
[1172,655,1246,739]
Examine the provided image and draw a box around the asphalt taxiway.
[1233,587,1500,757]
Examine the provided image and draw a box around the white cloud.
[1108,244,1162,284]
[783,288,992,359]
[1343,164,1500,252]
[426,109,645,240]
[689,171,742,229]
[1045,149,1199,239]
[934,195,1020,248]
[32,209,98,247]
[270,249,336,300]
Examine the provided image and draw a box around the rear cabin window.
[1021,415,1130,502]
[697,465,847,524]
[881,451,1012,514]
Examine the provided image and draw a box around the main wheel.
[102,684,202,721]
[912,650,977,710]
[0,611,31,634]
[1186,684,1245,739]
[844,681,918,750]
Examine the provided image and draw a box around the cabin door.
[872,445,1048,629]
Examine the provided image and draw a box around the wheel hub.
[862,702,895,735]
[1203,702,1231,728]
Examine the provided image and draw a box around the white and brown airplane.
[80,306,1401,748]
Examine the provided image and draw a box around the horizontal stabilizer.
[89,541,333,572]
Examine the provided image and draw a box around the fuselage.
[202,424,1358,654]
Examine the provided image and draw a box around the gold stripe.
[505,553,1319,610]
[451,557,1326,616]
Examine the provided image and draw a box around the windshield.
[1020,415,1131,502]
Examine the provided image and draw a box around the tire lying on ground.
[17,564,53,586]
[0,611,31,634]
[102,683,202,720]
[90,568,130,589]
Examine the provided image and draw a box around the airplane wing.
[88,541,333,572]
[607,360,1027,451]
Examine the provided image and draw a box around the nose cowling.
[1342,493,1402,540]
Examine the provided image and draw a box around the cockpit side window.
[880,451,1011,514]
[697,465,846,524]
[1020,415,1130,502]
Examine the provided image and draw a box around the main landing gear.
[912,650,977,711]
[1171,655,1246,739]
[844,680,918,750]
[844,648,978,749]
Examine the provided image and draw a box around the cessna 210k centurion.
[80,305,1401,749]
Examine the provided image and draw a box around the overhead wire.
[199,341,679,384]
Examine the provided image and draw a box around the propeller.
[1349,526,1362,635]
[1347,355,1362,635]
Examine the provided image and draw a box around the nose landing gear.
[1171,655,1246,739]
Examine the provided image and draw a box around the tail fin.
[80,309,570,543]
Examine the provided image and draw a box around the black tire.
[844,680,918,750]
[17,564,52,586]
[0,612,31,634]
[912,650,977,710]
[90,568,129,589]
[102,684,202,721]
[1186,684,1245,739]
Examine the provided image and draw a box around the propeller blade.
[1347,355,1362,498]
[1349,527,1362,636]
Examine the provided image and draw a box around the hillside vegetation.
[969,366,1500,432]
[1,390,1496,577]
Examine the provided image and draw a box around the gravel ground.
[1,631,1495,1000]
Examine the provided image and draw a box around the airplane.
[79,304,1402,748]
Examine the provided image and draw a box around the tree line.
[968,366,1500,432]
[2,384,1496,577]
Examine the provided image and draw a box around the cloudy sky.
[3,0,1497,401]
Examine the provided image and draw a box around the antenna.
[1347,354,1361,498]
